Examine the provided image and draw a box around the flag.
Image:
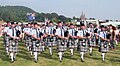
[27,13,35,21]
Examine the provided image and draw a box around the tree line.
[0,6,72,22]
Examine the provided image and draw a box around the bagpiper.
[23,23,32,52]
[55,21,68,62]
[7,22,21,63]
[77,23,90,62]
[98,25,110,61]
[87,23,96,56]
[41,24,47,51]
[3,21,11,55]
[68,24,78,56]
[31,23,43,63]
[46,21,57,55]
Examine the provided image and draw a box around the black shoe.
[62,57,63,60]
[13,57,16,61]
[50,53,53,56]
[34,60,37,63]
[102,58,105,62]
[81,59,84,62]
[37,57,38,61]
[90,53,92,56]
[102,59,105,62]
[71,53,74,56]
[60,60,62,62]
[10,60,14,63]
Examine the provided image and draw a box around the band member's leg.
[70,48,74,55]
[34,51,38,63]
[58,51,63,62]
[80,52,84,62]
[10,52,14,63]
[89,47,93,56]
[101,52,105,61]
[49,47,52,55]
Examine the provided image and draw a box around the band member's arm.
[99,34,109,41]
[32,31,43,40]
[46,32,54,36]
[23,28,31,36]
[55,30,66,39]
[3,27,8,34]
[32,34,40,40]
[100,37,109,41]
[113,32,116,41]
[76,36,86,39]
[76,33,86,39]
[19,33,22,38]
[42,33,47,38]
[24,30,31,36]
[46,28,54,36]
[7,30,19,40]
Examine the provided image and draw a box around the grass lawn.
[0,37,120,66]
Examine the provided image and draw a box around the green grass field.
[0,37,120,66]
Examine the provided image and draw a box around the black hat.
[70,23,74,26]
[42,24,45,26]
[89,23,92,25]
[28,23,31,24]
[16,22,18,24]
[100,25,105,28]
[80,23,85,26]
[49,21,53,23]
[34,23,38,25]
[58,21,62,24]
[11,22,14,24]
[6,21,10,23]
[31,22,34,24]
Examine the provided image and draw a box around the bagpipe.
[47,29,57,42]
[100,34,111,42]
[32,31,43,47]
[77,30,90,46]
[69,30,78,40]
[32,31,43,41]
[9,28,21,40]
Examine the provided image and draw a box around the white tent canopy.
[101,22,120,27]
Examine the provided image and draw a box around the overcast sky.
[0,0,120,20]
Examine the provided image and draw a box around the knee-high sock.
[30,51,33,55]
[14,53,17,59]
[34,52,38,60]
[102,53,105,61]
[6,47,9,54]
[80,52,84,60]
[49,47,52,55]
[27,46,29,51]
[70,49,74,55]
[89,47,92,54]
[10,52,14,61]
[58,52,62,60]
[42,46,45,51]
[115,40,118,45]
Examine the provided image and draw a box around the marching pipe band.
[1,21,119,63]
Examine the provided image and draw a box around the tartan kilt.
[78,40,88,52]
[57,39,67,52]
[68,39,78,49]
[4,36,9,47]
[32,40,43,52]
[8,40,18,52]
[99,41,109,53]
[25,36,29,46]
[42,38,47,45]
[88,38,96,47]
[46,36,57,47]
